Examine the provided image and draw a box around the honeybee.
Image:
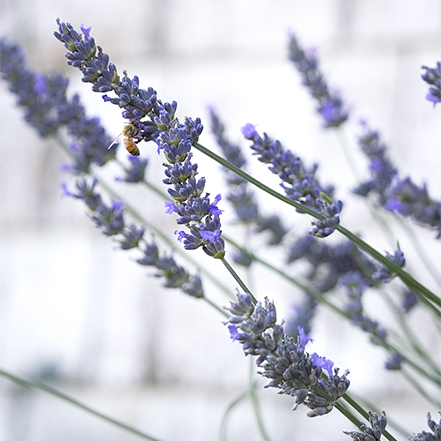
[108,121,141,156]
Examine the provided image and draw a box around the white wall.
[1,1,440,440]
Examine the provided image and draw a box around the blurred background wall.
[0,1,440,440]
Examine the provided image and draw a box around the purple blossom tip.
[165,200,178,215]
[208,194,223,216]
[80,24,92,38]
[175,230,187,242]
[311,353,334,378]
[228,325,240,341]
[426,93,441,107]
[298,326,314,347]
[33,74,47,94]
[200,229,221,242]
[60,182,72,198]
[111,199,124,212]
[241,123,258,139]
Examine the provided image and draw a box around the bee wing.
[108,132,123,150]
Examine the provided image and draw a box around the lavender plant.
[0,18,440,441]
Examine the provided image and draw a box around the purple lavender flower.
[62,177,204,298]
[401,289,418,314]
[355,122,441,239]
[0,38,117,174]
[340,271,387,343]
[344,411,388,441]
[353,123,398,203]
[116,156,148,183]
[409,412,441,441]
[54,20,225,258]
[241,124,341,238]
[384,353,404,371]
[372,249,406,283]
[287,33,349,128]
[224,293,349,417]
[209,109,287,246]
[284,295,318,339]
[421,62,441,107]
[385,178,441,239]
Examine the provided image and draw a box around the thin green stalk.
[381,288,441,378]
[223,234,348,318]
[337,226,440,311]
[220,257,257,304]
[193,142,440,310]
[203,297,229,317]
[401,368,441,408]
[0,369,164,441]
[249,359,272,441]
[398,218,441,289]
[219,389,248,441]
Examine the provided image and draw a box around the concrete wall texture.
[0,1,440,440]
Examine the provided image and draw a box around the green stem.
[0,369,164,441]
[223,234,348,318]
[203,297,228,317]
[401,368,441,408]
[220,257,257,304]
[219,389,248,441]
[249,359,272,441]
[337,225,440,312]
[193,142,440,310]
[381,289,441,378]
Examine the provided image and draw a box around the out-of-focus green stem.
[0,369,164,441]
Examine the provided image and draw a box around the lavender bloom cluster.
[354,123,441,239]
[241,123,342,237]
[344,411,388,441]
[410,412,441,441]
[63,177,204,297]
[54,20,225,257]
[209,108,288,249]
[0,38,116,174]
[225,292,350,417]
[287,33,349,128]
[421,62,441,107]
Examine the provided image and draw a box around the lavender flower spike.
[372,249,406,283]
[287,33,349,128]
[344,411,388,441]
[409,412,441,441]
[242,124,342,238]
[54,20,225,258]
[225,292,350,417]
[63,177,204,298]
[421,62,441,107]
